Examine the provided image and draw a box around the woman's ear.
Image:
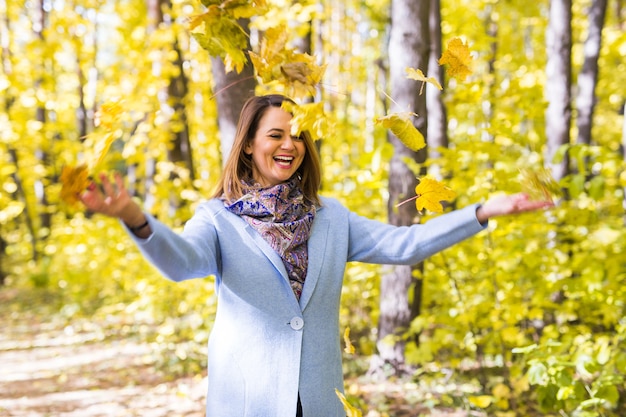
[244,142,252,155]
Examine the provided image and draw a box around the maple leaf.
[282,101,331,141]
[375,112,426,152]
[335,389,363,417]
[343,327,356,355]
[60,164,90,206]
[190,7,250,73]
[249,25,326,99]
[438,37,473,81]
[520,167,561,202]
[399,176,456,213]
[405,67,443,94]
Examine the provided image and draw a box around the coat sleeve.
[346,203,487,265]
[122,202,221,281]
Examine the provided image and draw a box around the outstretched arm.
[476,193,554,224]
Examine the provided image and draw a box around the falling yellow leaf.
[414,176,456,213]
[60,164,90,206]
[249,25,326,99]
[438,37,473,81]
[405,67,443,94]
[95,100,123,130]
[91,131,116,169]
[343,327,355,355]
[375,112,426,152]
[335,389,363,417]
[520,167,561,202]
[282,101,331,141]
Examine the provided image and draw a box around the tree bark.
[545,0,572,182]
[373,0,429,376]
[575,0,607,146]
[211,18,256,165]
[426,0,447,157]
[622,102,626,225]
[33,0,51,234]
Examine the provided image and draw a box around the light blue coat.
[129,197,486,417]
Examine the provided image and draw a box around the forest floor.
[0,288,470,417]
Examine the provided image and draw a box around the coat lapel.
[299,213,330,311]
[244,226,288,280]
[241,205,330,312]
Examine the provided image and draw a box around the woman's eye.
[292,135,304,141]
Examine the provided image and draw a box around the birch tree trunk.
[373,0,430,376]
[545,0,572,182]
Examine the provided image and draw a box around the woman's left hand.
[476,193,555,223]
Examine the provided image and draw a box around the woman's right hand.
[80,172,147,230]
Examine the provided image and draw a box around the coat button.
[290,317,304,330]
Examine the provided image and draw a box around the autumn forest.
[1,0,625,416]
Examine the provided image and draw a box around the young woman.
[80,94,553,416]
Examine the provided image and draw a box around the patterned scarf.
[224,177,316,300]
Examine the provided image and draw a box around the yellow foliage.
[282,101,331,141]
[189,5,254,73]
[60,100,124,206]
[374,112,426,152]
[438,37,473,81]
[343,327,355,354]
[249,25,326,99]
[414,176,457,213]
[468,395,493,408]
[519,167,561,202]
[335,389,362,417]
[60,164,89,206]
[405,67,443,94]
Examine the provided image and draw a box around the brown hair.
[212,94,322,205]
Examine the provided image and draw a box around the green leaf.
[512,343,538,354]
[594,384,619,407]
[527,362,549,386]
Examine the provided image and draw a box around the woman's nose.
[281,135,295,149]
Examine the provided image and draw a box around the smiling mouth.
[274,156,294,167]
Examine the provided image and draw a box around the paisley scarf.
[224,177,316,300]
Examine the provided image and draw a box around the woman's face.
[245,106,306,187]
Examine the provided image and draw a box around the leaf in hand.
[375,112,426,151]
[438,37,473,81]
[61,100,122,208]
[414,176,456,213]
[520,167,561,202]
[60,164,89,206]
[405,67,443,94]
